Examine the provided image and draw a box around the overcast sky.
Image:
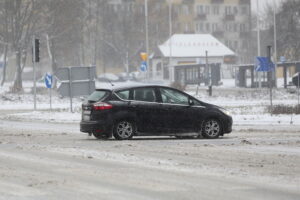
[251,0,285,13]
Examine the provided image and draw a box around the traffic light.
[34,38,40,62]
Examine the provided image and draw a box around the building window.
[233,6,238,15]
[212,23,218,32]
[182,5,189,15]
[240,23,246,32]
[241,6,248,15]
[196,22,204,32]
[205,6,210,14]
[212,6,219,15]
[234,23,238,32]
[185,23,189,32]
[234,41,239,49]
[197,5,204,15]
[225,6,232,15]
[206,23,210,32]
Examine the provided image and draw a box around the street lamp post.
[257,0,262,88]
[273,0,278,88]
[145,0,149,81]
[169,1,172,70]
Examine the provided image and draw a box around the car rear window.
[88,91,109,102]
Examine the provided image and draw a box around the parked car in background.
[80,84,232,140]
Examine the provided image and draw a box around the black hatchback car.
[80,84,232,140]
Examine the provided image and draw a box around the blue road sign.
[45,73,53,88]
[140,61,147,72]
[255,57,275,72]
[280,56,286,63]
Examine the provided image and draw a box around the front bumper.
[223,116,233,134]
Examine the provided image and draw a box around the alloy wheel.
[203,119,221,138]
[115,121,134,140]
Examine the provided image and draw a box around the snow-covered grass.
[0,80,299,125]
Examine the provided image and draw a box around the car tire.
[113,120,134,140]
[202,119,222,139]
[92,132,110,140]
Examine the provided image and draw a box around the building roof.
[159,34,235,58]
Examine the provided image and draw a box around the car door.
[158,87,204,132]
[130,87,163,133]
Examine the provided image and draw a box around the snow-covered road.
[0,119,299,200]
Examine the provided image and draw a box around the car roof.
[96,82,167,92]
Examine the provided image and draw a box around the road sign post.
[45,73,53,110]
[267,46,273,115]
[255,49,275,115]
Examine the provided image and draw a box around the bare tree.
[0,0,44,92]
[0,1,9,86]
[265,0,300,61]
[42,0,86,73]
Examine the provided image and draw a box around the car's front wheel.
[202,119,222,139]
[113,120,134,140]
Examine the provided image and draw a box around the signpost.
[140,52,148,80]
[45,73,53,110]
[55,66,96,112]
[140,61,147,72]
[255,47,275,115]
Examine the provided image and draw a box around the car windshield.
[87,91,108,102]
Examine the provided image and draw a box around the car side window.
[115,89,130,100]
[133,88,156,102]
[160,88,189,105]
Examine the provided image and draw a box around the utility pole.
[33,37,40,110]
[257,0,262,88]
[169,0,173,78]
[206,51,212,96]
[145,0,149,81]
[273,0,278,88]
[33,37,37,110]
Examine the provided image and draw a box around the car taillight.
[93,102,113,110]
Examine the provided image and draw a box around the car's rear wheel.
[202,119,222,139]
[92,132,110,140]
[113,120,134,140]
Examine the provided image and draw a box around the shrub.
[268,105,300,115]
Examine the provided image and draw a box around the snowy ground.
[0,80,300,199]
[0,120,299,200]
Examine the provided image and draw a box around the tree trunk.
[12,49,23,92]
[1,45,8,86]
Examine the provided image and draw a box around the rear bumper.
[80,120,112,134]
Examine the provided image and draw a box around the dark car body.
[80,85,232,139]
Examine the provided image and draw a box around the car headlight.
[221,108,231,116]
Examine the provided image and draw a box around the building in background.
[151,34,235,83]
[173,0,251,64]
